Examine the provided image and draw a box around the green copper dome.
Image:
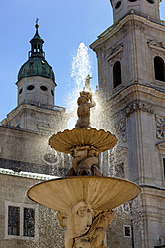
[18,22,55,83]
[18,57,55,82]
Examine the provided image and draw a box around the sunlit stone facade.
[90,0,165,247]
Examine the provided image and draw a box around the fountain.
[28,77,141,247]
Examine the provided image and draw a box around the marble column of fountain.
[28,77,141,248]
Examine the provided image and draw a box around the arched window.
[113,61,122,88]
[154,56,165,82]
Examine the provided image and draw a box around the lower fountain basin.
[28,176,141,212]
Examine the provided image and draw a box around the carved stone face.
[67,201,93,236]
[77,204,88,217]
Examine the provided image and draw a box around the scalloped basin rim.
[28,176,141,212]
[49,128,118,154]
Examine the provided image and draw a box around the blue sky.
[0,0,165,121]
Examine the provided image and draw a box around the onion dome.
[18,21,55,83]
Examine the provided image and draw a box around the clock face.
[157,117,165,138]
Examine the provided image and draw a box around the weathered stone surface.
[0,174,65,248]
[49,128,117,154]
[90,6,165,247]
[28,176,141,212]
[75,91,96,129]
[58,200,116,248]
[28,175,141,247]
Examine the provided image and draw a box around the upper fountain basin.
[49,128,118,154]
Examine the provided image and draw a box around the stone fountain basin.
[49,128,118,154]
[28,176,141,212]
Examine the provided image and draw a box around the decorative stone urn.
[28,87,141,248]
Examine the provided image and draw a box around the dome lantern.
[29,19,45,59]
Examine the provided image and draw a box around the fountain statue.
[75,90,96,129]
[28,75,141,248]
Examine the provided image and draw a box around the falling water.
[67,42,100,129]
[66,43,93,129]
[71,42,91,92]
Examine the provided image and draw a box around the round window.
[147,0,154,3]
[128,0,137,2]
[40,85,48,91]
[19,88,23,94]
[27,85,35,90]
[115,1,121,8]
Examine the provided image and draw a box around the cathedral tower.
[91,1,165,247]
[17,21,56,109]
[1,21,67,133]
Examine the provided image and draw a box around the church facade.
[0,1,165,248]
[90,0,165,247]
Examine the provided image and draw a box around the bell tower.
[111,0,161,23]
[90,1,165,248]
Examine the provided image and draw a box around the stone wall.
[0,174,65,248]
[0,126,72,177]
[0,125,72,247]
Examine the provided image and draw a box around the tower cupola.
[18,20,55,82]
[110,0,161,23]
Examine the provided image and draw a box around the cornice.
[105,84,165,116]
[105,45,123,61]
[109,84,165,106]
[0,168,58,181]
[90,12,165,51]
[1,103,66,125]
[0,124,48,137]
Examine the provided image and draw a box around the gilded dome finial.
[35,18,39,29]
